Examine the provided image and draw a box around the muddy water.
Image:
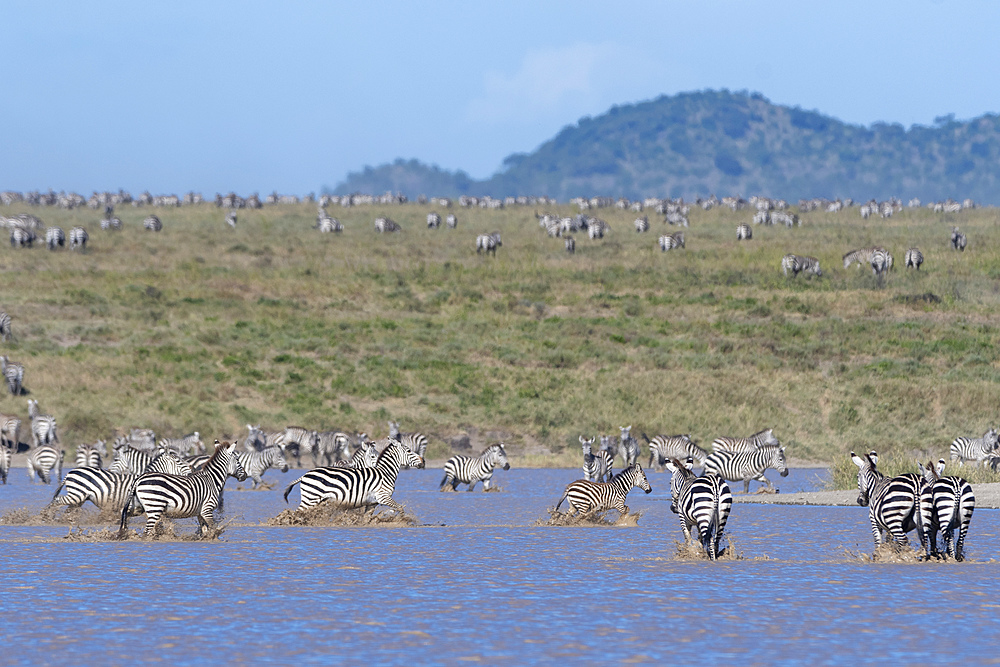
[2,467,998,664]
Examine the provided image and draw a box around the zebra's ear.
[850,452,866,469]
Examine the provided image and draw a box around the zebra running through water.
[736,223,752,240]
[951,227,967,251]
[1,355,24,395]
[781,254,822,278]
[49,467,143,515]
[27,445,64,484]
[0,310,11,341]
[237,446,289,489]
[69,227,88,250]
[666,458,733,560]
[870,248,893,280]
[374,217,401,233]
[335,440,378,468]
[917,459,975,561]
[45,226,65,250]
[75,441,105,468]
[634,216,649,233]
[0,412,21,450]
[28,399,57,448]
[120,440,248,538]
[440,443,510,491]
[476,232,502,255]
[110,446,193,476]
[279,426,319,468]
[702,445,788,493]
[579,436,613,482]
[851,451,921,553]
[643,433,709,469]
[283,440,424,512]
[388,421,429,458]
[904,247,923,270]
[949,428,999,466]
[312,431,350,467]
[711,428,780,454]
[658,232,684,252]
[554,463,652,518]
[143,215,162,232]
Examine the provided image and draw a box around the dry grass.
[1,201,999,468]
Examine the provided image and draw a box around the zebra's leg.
[679,516,692,543]
[251,474,262,489]
[144,510,161,537]
[481,475,493,491]
[955,518,971,563]
[467,480,478,492]
[943,527,955,559]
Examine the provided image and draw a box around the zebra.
[587,218,610,239]
[702,445,788,493]
[75,440,105,468]
[143,215,162,232]
[27,445,64,484]
[427,212,441,228]
[618,426,639,467]
[711,428,780,454]
[736,223,752,240]
[317,216,343,233]
[1,355,24,395]
[374,217,400,233]
[159,432,204,457]
[439,442,510,491]
[580,436,613,482]
[243,424,267,451]
[49,467,143,514]
[904,247,924,270]
[666,458,733,560]
[279,426,319,467]
[27,399,57,448]
[109,446,193,476]
[446,213,457,229]
[120,440,248,538]
[0,310,11,341]
[0,443,9,484]
[226,210,237,228]
[312,431,350,467]
[0,412,21,450]
[100,216,122,231]
[476,232,502,255]
[335,440,378,468]
[917,460,975,561]
[843,247,882,269]
[634,216,649,233]
[950,227,967,251]
[9,225,35,248]
[283,440,424,512]
[554,463,652,518]
[851,451,921,552]
[388,421,429,458]
[781,254,822,278]
[950,428,999,466]
[658,232,684,252]
[564,236,575,254]
[643,433,709,468]
[870,248,892,279]
[45,226,65,250]
[237,446,289,489]
[69,227,88,250]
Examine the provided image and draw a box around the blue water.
[1,466,997,665]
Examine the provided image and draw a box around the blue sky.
[2,1,997,194]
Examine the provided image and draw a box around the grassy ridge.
[1,202,999,477]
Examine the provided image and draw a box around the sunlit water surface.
[1,466,997,664]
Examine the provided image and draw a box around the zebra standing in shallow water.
[643,433,709,469]
[580,436,613,482]
[27,445,63,484]
[476,232,502,255]
[283,440,424,512]
[280,426,319,468]
[69,227,88,250]
[736,223,752,240]
[851,451,921,553]
[440,443,510,491]
[1,355,24,395]
[918,459,975,561]
[617,426,639,467]
[659,232,684,252]
[904,247,923,270]
[554,463,651,518]
[711,428,779,454]
[702,445,788,493]
[666,458,733,560]
[950,428,999,466]
[46,226,65,250]
[120,440,247,538]
[782,254,822,278]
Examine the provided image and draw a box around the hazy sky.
[2,1,997,194]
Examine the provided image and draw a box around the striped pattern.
[564,236,575,254]
[587,218,609,239]
[46,226,65,250]
[554,463,652,517]
[440,443,510,491]
[870,248,892,278]
[843,247,881,269]
[658,231,684,251]
[666,458,733,560]
[27,399,57,448]
[159,433,204,457]
[904,247,923,270]
[143,215,162,232]
[950,428,999,466]
[445,213,457,229]
[75,441,105,468]
[335,441,378,468]
[121,440,248,538]
[580,436,613,482]
[27,445,63,484]
[918,461,975,561]
[736,223,752,240]
[617,426,639,467]
[280,426,319,467]
[702,445,788,493]
[427,212,441,228]
[100,216,123,231]
[313,431,350,467]
[0,444,10,484]
[283,440,424,511]
[643,433,709,468]
[851,451,920,550]
[110,446,193,476]
[388,421,429,458]
[9,225,35,248]
[374,217,400,233]
[0,413,21,450]
[50,467,139,513]
[0,311,11,341]
[237,446,289,488]
[1,355,24,396]
[951,227,967,251]
[69,227,88,250]
[226,211,237,228]
[634,216,649,233]
[711,428,779,454]
[781,254,822,277]
[476,232,502,255]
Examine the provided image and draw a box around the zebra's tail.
[50,478,66,502]
[283,476,304,504]
[439,474,449,490]
[118,485,138,538]
[641,432,651,444]
[554,488,569,512]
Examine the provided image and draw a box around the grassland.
[1,200,999,484]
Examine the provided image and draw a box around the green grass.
[828,452,1000,490]
[1,201,1000,480]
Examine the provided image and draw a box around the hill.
[332,89,1000,203]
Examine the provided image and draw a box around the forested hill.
[331,90,1000,204]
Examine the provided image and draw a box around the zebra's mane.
[206,440,232,466]
[375,439,404,463]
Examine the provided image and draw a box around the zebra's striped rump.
[555,463,651,517]
[851,452,921,553]
[666,458,733,560]
[440,443,510,491]
[917,460,975,561]
[50,467,141,515]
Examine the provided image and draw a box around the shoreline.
[735,483,1000,509]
